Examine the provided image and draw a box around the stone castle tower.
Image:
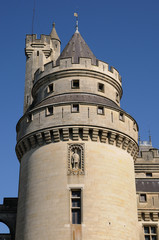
[15,23,139,240]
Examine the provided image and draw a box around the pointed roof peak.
[57,31,97,65]
[50,22,60,42]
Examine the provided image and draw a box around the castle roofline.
[57,32,96,65]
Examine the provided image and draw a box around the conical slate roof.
[57,32,97,65]
[50,23,60,42]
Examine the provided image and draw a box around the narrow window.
[46,106,53,116]
[71,190,81,224]
[144,226,157,240]
[26,95,29,104]
[133,121,137,131]
[27,113,33,123]
[37,51,39,56]
[119,112,125,121]
[72,80,80,89]
[111,112,113,122]
[140,194,147,202]
[98,83,105,93]
[97,106,104,115]
[146,173,152,177]
[116,92,119,103]
[47,83,54,93]
[72,104,79,113]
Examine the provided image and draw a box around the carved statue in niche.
[68,144,84,175]
[71,148,80,170]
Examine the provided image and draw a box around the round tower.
[15,25,139,240]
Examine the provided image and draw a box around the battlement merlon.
[34,58,122,83]
[25,34,61,59]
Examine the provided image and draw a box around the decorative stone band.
[15,126,138,161]
[138,211,159,221]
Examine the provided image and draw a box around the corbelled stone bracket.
[16,127,138,161]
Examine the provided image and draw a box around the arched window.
[0,221,10,233]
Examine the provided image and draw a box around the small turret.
[50,23,61,63]
[23,23,61,113]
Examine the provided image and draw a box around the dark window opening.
[72,104,79,113]
[72,80,80,89]
[98,83,104,93]
[116,92,119,102]
[97,106,104,115]
[27,113,33,122]
[144,226,157,240]
[140,194,147,202]
[47,83,54,93]
[146,173,152,177]
[119,112,124,121]
[71,190,81,224]
[46,106,53,116]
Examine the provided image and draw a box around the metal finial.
[74,12,79,33]
[53,22,55,28]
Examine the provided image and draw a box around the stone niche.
[67,143,85,175]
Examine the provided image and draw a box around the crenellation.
[97,60,109,72]
[26,34,50,46]
[34,57,122,86]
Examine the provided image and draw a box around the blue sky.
[0,0,159,232]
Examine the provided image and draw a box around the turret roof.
[50,23,60,42]
[57,32,97,65]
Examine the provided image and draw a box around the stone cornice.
[16,126,138,161]
[138,210,159,222]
